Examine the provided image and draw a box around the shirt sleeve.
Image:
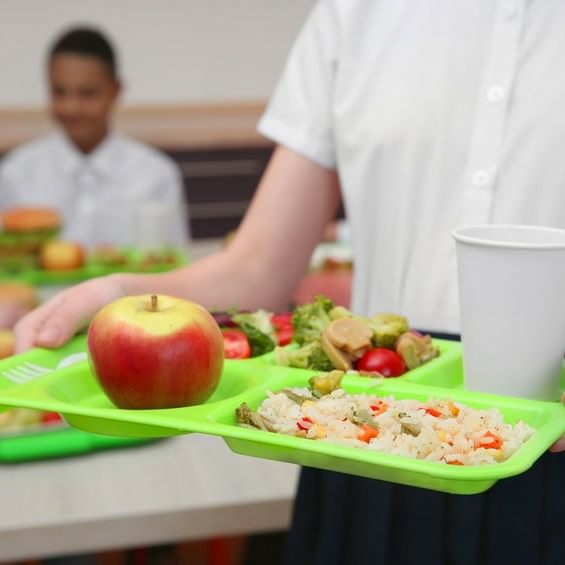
[258,0,339,169]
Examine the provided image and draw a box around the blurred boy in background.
[0,27,189,247]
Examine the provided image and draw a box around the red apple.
[87,294,224,409]
[40,240,85,271]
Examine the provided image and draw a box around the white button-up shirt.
[0,132,189,247]
[259,0,565,333]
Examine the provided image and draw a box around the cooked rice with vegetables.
[236,372,534,466]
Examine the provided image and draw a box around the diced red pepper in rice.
[357,424,380,443]
[475,431,503,450]
[296,416,314,431]
[370,401,389,415]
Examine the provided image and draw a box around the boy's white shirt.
[0,130,189,247]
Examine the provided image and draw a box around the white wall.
[0,0,315,108]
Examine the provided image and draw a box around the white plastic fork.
[1,352,88,385]
[1,362,52,384]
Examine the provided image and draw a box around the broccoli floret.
[329,306,353,320]
[366,313,409,349]
[309,370,344,397]
[274,340,334,371]
[275,343,315,369]
[307,341,335,371]
[292,295,335,345]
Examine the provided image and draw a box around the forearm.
[113,246,296,313]
[14,146,340,352]
[116,146,340,312]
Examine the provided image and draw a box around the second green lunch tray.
[0,426,155,463]
[0,335,155,462]
[0,247,188,286]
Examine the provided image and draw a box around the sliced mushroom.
[321,331,352,370]
[325,318,373,354]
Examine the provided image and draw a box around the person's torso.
[332,0,565,331]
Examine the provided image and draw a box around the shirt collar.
[55,130,121,178]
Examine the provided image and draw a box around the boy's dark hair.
[49,27,118,78]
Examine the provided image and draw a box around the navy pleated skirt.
[282,333,565,565]
[283,453,564,565]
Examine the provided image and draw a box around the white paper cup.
[452,225,565,401]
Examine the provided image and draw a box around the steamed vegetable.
[214,309,292,356]
[274,341,334,371]
[233,310,277,341]
[396,331,440,369]
[235,320,276,357]
[328,306,353,320]
[367,313,409,349]
[357,423,380,443]
[235,403,276,431]
[292,295,335,345]
[308,370,344,397]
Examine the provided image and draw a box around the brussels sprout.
[396,332,439,369]
[367,313,409,349]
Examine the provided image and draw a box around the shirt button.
[487,86,505,103]
[472,170,490,187]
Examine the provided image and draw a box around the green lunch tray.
[0,247,188,286]
[0,426,156,463]
[0,335,154,462]
[0,337,562,494]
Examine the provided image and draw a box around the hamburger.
[0,207,61,272]
[0,282,38,310]
[0,282,38,331]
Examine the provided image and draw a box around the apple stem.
[151,294,158,312]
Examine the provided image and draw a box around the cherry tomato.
[271,312,293,346]
[271,312,293,328]
[275,325,293,346]
[222,329,251,359]
[41,412,63,425]
[355,348,406,377]
[296,416,314,431]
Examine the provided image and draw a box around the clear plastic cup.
[452,225,565,401]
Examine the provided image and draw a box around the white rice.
[255,388,534,466]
